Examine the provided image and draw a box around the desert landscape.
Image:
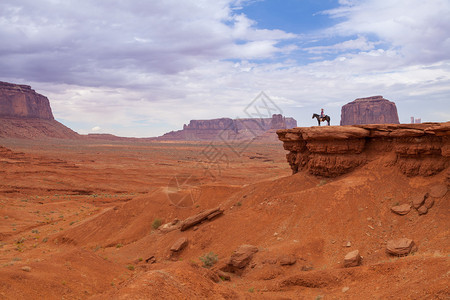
[0,81,449,299]
[1,1,450,299]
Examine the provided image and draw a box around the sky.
[1,0,449,137]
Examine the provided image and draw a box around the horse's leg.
[318,119,320,126]
[327,119,330,126]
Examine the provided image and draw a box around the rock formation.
[386,238,417,256]
[277,122,449,177]
[0,81,79,139]
[343,250,362,267]
[0,81,54,120]
[340,96,400,125]
[159,114,297,141]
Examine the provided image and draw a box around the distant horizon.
[1,0,449,137]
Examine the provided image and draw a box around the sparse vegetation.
[236,201,242,206]
[317,179,327,187]
[248,287,255,293]
[199,252,218,268]
[127,264,135,271]
[152,218,162,230]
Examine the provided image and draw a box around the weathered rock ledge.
[277,123,449,177]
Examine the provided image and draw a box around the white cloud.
[323,0,450,64]
[305,36,376,54]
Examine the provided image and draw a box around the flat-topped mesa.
[340,95,399,125]
[0,81,80,139]
[277,123,449,177]
[159,114,297,140]
[0,81,54,120]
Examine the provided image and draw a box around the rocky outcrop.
[391,204,411,215]
[222,244,258,275]
[179,207,223,231]
[159,114,297,141]
[0,81,54,120]
[340,96,399,125]
[0,81,79,139]
[277,123,449,177]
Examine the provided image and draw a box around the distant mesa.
[158,114,297,141]
[340,95,400,126]
[0,81,79,139]
[0,81,54,120]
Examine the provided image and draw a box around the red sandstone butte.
[0,81,79,139]
[0,81,54,120]
[340,95,400,125]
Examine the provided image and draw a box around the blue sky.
[0,0,449,137]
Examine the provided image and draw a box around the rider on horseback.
[320,108,325,121]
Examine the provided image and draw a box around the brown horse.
[312,113,330,126]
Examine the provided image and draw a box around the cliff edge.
[277,123,449,177]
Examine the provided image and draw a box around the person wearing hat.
[320,108,325,121]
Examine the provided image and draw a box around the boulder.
[391,204,411,215]
[424,197,435,209]
[217,270,231,281]
[386,238,417,256]
[410,193,427,209]
[340,96,400,125]
[170,237,188,252]
[429,184,448,198]
[417,205,428,215]
[223,245,258,274]
[145,256,156,264]
[159,221,180,233]
[279,255,297,266]
[343,250,362,267]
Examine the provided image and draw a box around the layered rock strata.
[277,123,449,177]
[0,81,79,139]
[0,81,54,120]
[340,96,399,125]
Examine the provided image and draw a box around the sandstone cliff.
[0,81,54,120]
[340,96,399,125]
[0,81,79,139]
[160,114,297,141]
[277,123,449,177]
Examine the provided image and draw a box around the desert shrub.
[152,218,162,230]
[127,265,135,271]
[317,179,327,187]
[199,252,218,268]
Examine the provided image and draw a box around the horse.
[312,113,330,126]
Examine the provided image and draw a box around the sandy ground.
[0,138,448,299]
